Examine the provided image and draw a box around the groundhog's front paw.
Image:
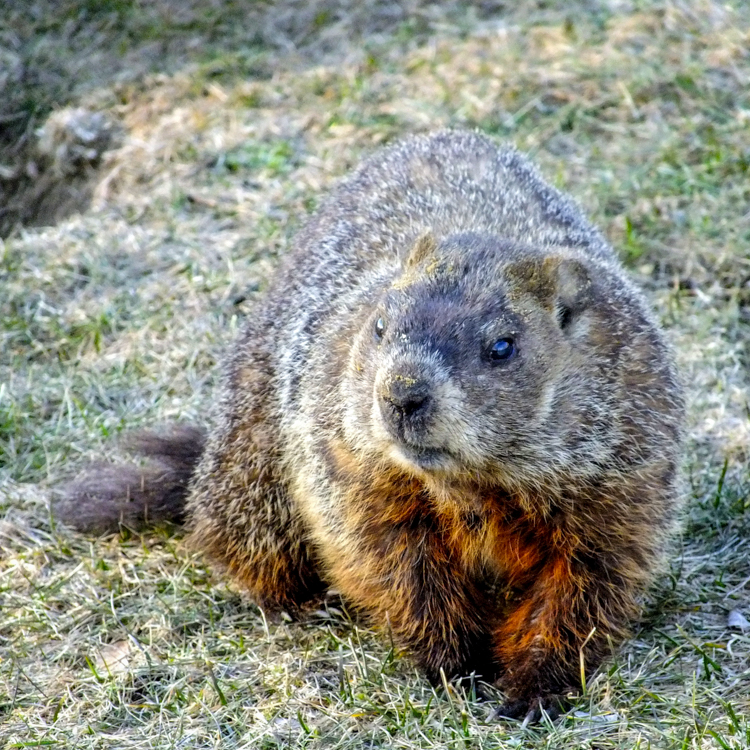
[491,693,570,724]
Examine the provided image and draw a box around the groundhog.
[56,130,684,720]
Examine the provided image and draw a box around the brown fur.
[55,131,684,720]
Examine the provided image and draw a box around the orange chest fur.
[440,504,564,587]
[340,465,565,589]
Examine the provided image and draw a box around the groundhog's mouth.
[389,442,455,472]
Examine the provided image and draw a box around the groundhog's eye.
[374,317,386,340]
[488,337,516,363]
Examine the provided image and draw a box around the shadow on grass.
[1,0,533,236]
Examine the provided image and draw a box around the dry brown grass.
[1,1,749,747]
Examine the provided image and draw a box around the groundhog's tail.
[53,424,206,535]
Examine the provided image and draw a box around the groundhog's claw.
[491,694,569,724]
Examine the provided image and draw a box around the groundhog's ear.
[507,255,593,329]
[405,231,438,268]
[551,256,593,330]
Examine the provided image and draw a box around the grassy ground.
[1,1,749,747]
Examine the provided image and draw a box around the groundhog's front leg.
[492,547,636,719]
[325,516,498,684]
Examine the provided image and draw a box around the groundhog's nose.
[380,377,432,422]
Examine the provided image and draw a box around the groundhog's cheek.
[336,343,378,444]
[344,333,379,387]
[465,374,552,444]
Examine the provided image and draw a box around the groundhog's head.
[340,231,675,490]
